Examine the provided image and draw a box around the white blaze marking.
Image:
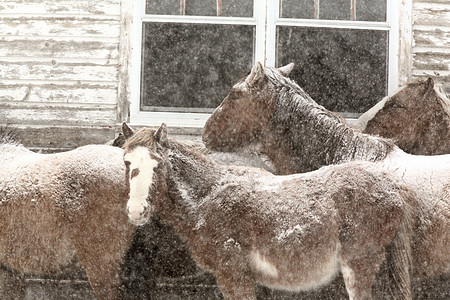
[250,250,279,278]
[124,146,158,222]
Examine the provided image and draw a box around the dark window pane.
[281,0,315,19]
[357,0,386,21]
[146,0,180,15]
[276,26,388,113]
[145,0,254,17]
[185,0,217,16]
[222,0,253,17]
[141,23,254,112]
[320,0,351,20]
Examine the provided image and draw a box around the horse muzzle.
[127,201,151,226]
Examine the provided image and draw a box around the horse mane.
[164,139,221,202]
[167,139,215,167]
[265,67,395,171]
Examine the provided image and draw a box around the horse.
[0,135,135,299]
[122,123,418,300]
[354,77,450,155]
[202,62,450,297]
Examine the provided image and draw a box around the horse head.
[359,77,450,155]
[203,62,294,151]
[122,123,168,225]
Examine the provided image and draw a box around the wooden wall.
[412,0,450,97]
[0,0,448,152]
[0,0,122,151]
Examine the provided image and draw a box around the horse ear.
[154,123,168,146]
[122,122,135,139]
[278,63,294,77]
[111,133,125,147]
[245,62,265,87]
[425,77,434,89]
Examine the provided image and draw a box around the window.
[129,0,400,127]
[273,0,398,115]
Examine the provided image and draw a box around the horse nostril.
[127,202,149,221]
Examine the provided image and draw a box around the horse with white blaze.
[122,123,417,300]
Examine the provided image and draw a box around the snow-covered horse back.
[203,62,450,286]
[354,77,450,155]
[123,123,416,299]
[0,140,135,299]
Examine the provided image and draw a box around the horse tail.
[385,187,416,300]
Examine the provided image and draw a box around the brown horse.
[0,137,135,299]
[122,123,417,300]
[354,77,450,155]
[203,62,450,295]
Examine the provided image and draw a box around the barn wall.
[412,0,450,97]
[0,0,448,152]
[0,0,122,151]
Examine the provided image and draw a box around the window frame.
[127,0,406,128]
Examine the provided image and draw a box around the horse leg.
[72,242,124,300]
[0,266,26,300]
[215,271,256,300]
[67,215,135,300]
[340,253,385,300]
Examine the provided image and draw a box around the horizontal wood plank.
[0,37,119,59]
[413,52,450,71]
[0,83,117,104]
[413,5,450,27]
[412,70,450,83]
[0,16,120,38]
[0,124,118,151]
[1,102,117,126]
[415,0,450,3]
[0,61,118,82]
[0,0,120,16]
[414,28,450,48]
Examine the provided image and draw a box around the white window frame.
[128,0,405,128]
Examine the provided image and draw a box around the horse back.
[0,144,130,274]
[42,145,128,218]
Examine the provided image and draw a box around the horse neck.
[267,87,393,173]
[159,141,221,230]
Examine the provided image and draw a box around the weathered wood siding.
[0,0,448,152]
[0,0,122,151]
[412,0,450,97]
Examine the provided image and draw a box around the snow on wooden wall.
[0,0,122,151]
[412,0,450,97]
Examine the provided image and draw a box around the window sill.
[128,111,208,136]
